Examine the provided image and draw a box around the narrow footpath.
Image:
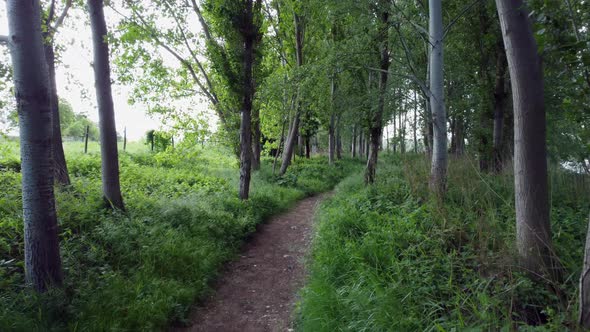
[172,193,328,332]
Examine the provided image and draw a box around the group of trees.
[1,0,589,325]
[2,0,124,291]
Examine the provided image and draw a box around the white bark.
[428,0,448,195]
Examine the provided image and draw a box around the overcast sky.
[0,3,214,141]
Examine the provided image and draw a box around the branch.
[263,0,290,66]
[46,0,56,28]
[51,0,73,32]
[364,66,432,99]
[163,0,218,104]
[188,0,236,85]
[189,0,212,41]
[111,5,218,107]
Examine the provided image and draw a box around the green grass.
[0,140,361,331]
[297,153,590,331]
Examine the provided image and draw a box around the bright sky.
[0,3,214,141]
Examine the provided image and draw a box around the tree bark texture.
[496,0,558,280]
[6,0,63,292]
[238,0,257,200]
[428,0,448,195]
[88,0,124,209]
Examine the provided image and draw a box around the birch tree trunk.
[88,0,124,209]
[428,0,448,195]
[496,0,559,280]
[6,0,63,292]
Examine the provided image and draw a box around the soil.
[171,193,328,332]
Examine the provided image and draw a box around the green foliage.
[297,154,590,331]
[145,129,173,152]
[0,145,356,330]
[58,99,100,141]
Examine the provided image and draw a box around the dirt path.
[172,194,328,332]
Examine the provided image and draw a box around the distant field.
[1,139,150,157]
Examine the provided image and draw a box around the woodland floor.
[171,193,329,332]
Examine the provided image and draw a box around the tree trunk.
[6,0,63,292]
[237,0,257,200]
[44,43,70,185]
[88,0,124,210]
[413,90,418,153]
[305,136,311,158]
[580,215,590,328]
[352,124,357,158]
[279,111,300,175]
[84,125,90,154]
[279,13,303,175]
[251,105,261,170]
[492,41,508,173]
[428,0,448,195]
[365,133,370,160]
[336,115,342,160]
[328,112,336,165]
[393,109,397,153]
[366,3,389,184]
[272,118,286,175]
[496,0,559,280]
[455,116,465,156]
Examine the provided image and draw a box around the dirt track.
[172,194,327,332]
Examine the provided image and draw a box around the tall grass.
[297,153,590,331]
[0,143,361,331]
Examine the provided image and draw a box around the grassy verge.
[297,154,590,331]
[0,141,361,331]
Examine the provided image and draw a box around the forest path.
[171,193,329,332]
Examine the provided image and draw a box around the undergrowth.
[297,154,590,331]
[0,143,361,331]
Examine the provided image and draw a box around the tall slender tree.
[495,0,558,279]
[5,0,63,291]
[365,0,389,184]
[279,12,304,176]
[88,0,125,209]
[428,0,448,195]
[43,0,73,186]
[238,0,261,200]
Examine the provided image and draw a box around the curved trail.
[172,193,328,332]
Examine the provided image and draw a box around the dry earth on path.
[171,193,328,332]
